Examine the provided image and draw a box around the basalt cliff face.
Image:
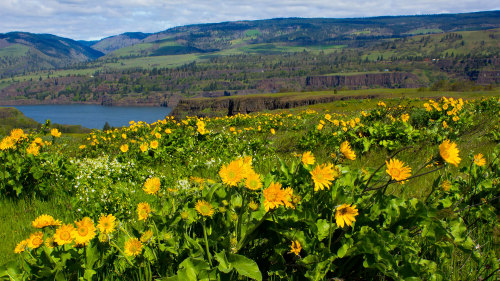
[171,93,381,119]
[470,70,500,84]
[305,72,422,89]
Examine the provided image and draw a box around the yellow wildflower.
[53,224,75,245]
[72,217,96,246]
[340,141,356,160]
[301,151,315,166]
[137,202,151,220]
[50,128,61,138]
[97,214,116,234]
[290,240,302,256]
[473,153,486,167]
[335,204,359,228]
[120,144,129,152]
[439,140,461,167]
[195,200,215,217]
[124,238,143,256]
[27,232,44,249]
[310,163,337,191]
[143,177,161,195]
[386,158,412,183]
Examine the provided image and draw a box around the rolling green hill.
[0,11,498,108]
[98,11,500,59]
[0,32,104,78]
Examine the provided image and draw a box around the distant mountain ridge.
[97,10,500,55]
[0,32,103,77]
[0,10,499,77]
[91,32,151,54]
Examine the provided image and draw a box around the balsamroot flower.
[50,128,61,138]
[195,200,215,217]
[290,240,302,256]
[340,141,356,160]
[137,202,151,221]
[439,140,461,167]
[219,159,245,186]
[97,214,116,234]
[473,153,486,166]
[120,144,129,153]
[27,232,44,249]
[335,204,359,228]
[310,163,337,191]
[301,151,315,166]
[72,217,96,246]
[143,177,161,195]
[386,158,412,183]
[32,214,61,229]
[245,171,263,191]
[54,224,76,245]
[263,182,291,211]
[124,238,143,256]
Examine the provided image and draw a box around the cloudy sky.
[1,0,498,41]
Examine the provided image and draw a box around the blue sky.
[0,0,498,41]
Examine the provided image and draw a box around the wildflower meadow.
[0,96,499,280]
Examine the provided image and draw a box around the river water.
[2,104,172,129]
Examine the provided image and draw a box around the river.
[1,104,172,129]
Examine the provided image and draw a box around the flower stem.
[110,241,134,266]
[328,212,334,251]
[202,220,212,266]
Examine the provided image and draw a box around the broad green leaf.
[215,250,232,273]
[84,269,96,281]
[227,253,262,281]
[178,257,210,281]
[304,257,334,281]
[86,243,99,269]
[450,219,467,243]
[315,219,331,241]
[337,243,350,258]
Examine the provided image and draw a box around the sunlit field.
[0,95,499,281]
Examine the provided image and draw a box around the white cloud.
[0,0,498,40]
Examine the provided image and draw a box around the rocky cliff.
[171,92,382,119]
[471,70,500,84]
[305,72,422,89]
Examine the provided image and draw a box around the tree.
[103,122,111,131]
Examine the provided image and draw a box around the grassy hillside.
[0,107,39,135]
[0,107,91,135]
[1,28,497,106]
[0,32,104,78]
[0,92,498,280]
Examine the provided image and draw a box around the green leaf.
[83,269,96,281]
[86,243,99,269]
[215,250,232,273]
[440,197,453,208]
[315,219,331,241]
[304,257,334,281]
[337,243,350,258]
[227,253,262,281]
[177,257,211,281]
[450,219,467,243]
[231,194,242,209]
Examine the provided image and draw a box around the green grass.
[0,81,12,91]
[0,107,40,135]
[0,44,30,57]
[0,92,498,275]
[405,28,444,35]
[108,42,156,57]
[103,53,203,69]
[352,30,371,35]
[324,71,386,76]
[245,29,261,37]
[0,195,78,264]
